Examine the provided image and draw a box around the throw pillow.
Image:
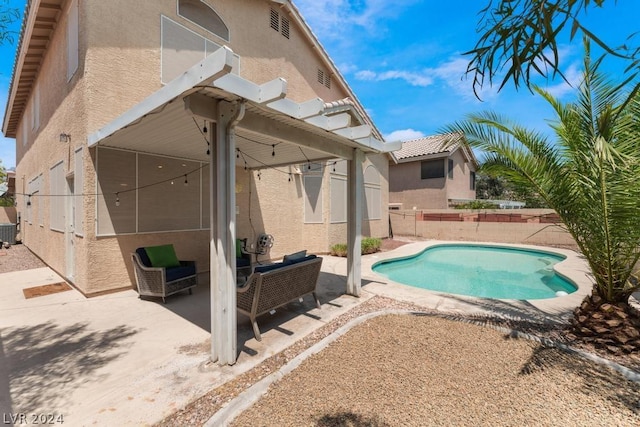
[283,250,307,263]
[145,244,181,268]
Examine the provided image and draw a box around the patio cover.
[88,46,400,364]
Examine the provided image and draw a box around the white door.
[66,177,76,280]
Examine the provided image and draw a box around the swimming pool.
[372,244,577,299]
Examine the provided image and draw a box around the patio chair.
[131,244,197,303]
[237,254,322,341]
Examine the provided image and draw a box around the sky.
[1,0,639,170]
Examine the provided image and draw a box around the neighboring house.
[0,170,15,198]
[389,134,478,209]
[2,0,398,303]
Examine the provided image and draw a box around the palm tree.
[446,45,640,351]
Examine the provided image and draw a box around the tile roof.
[393,133,463,161]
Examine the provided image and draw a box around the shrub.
[330,237,381,257]
[454,200,498,210]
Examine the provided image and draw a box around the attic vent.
[318,69,331,89]
[270,8,279,31]
[270,8,290,39]
[281,16,290,39]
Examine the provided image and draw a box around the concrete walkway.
[0,241,594,426]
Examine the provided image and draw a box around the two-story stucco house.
[389,133,477,209]
[2,0,399,363]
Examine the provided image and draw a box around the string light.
[184,174,189,186]
[272,144,275,157]
[288,173,292,182]
[115,193,120,207]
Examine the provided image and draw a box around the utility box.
[0,223,17,245]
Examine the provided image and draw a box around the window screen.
[304,176,323,223]
[50,161,66,232]
[67,0,78,81]
[178,0,229,40]
[448,159,454,179]
[74,147,84,236]
[364,165,381,220]
[96,148,137,235]
[421,159,445,179]
[330,177,347,223]
[137,154,201,232]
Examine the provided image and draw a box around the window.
[22,117,27,146]
[96,148,209,236]
[74,147,83,235]
[161,16,239,84]
[67,0,79,81]
[421,159,445,179]
[96,149,137,235]
[270,8,290,39]
[364,165,381,220]
[27,176,40,225]
[178,0,229,41]
[330,177,347,223]
[50,161,65,232]
[470,171,476,191]
[304,176,323,223]
[448,159,454,179]
[31,83,40,131]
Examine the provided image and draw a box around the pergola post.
[209,101,241,365]
[347,148,364,296]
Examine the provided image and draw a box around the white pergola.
[88,47,400,365]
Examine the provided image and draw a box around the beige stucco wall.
[446,150,476,200]
[13,0,90,288]
[389,158,448,209]
[11,0,387,294]
[0,207,17,224]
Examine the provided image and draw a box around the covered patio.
[88,46,400,364]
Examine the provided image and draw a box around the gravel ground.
[232,314,640,427]
[0,243,45,274]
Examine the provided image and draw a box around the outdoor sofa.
[131,244,197,303]
[237,253,322,341]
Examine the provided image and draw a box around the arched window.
[178,0,229,41]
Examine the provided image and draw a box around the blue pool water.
[372,244,577,299]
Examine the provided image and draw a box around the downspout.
[217,99,245,366]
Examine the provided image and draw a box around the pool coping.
[360,240,594,323]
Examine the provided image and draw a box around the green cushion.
[236,239,243,258]
[145,244,180,268]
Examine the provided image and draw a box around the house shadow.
[0,322,138,415]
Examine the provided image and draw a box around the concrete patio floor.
[0,241,596,426]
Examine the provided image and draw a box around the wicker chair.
[237,255,322,341]
[131,247,197,303]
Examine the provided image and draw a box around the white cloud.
[543,62,582,98]
[355,69,434,87]
[294,0,419,39]
[384,128,425,142]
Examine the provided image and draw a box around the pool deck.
[0,240,598,426]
